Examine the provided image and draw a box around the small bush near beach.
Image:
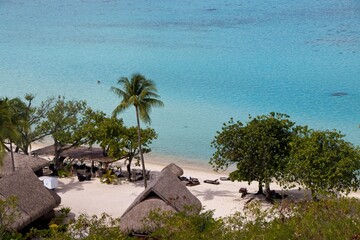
[3,197,359,239]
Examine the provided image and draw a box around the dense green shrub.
[100,169,118,184]
[26,213,129,240]
[144,209,224,239]
[5,197,360,239]
[58,169,72,178]
[0,196,23,240]
[145,198,360,240]
[222,197,360,240]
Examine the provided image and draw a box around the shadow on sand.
[55,177,93,194]
[192,189,235,201]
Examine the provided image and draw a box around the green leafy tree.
[119,126,157,181]
[87,116,124,158]
[37,96,96,170]
[89,116,157,181]
[12,94,56,155]
[210,112,295,200]
[285,127,360,198]
[111,73,164,188]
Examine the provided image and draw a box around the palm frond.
[138,104,152,124]
[111,73,164,124]
[143,98,164,108]
[112,101,130,117]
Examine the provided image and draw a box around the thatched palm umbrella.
[120,163,202,235]
[32,145,116,168]
[0,167,61,231]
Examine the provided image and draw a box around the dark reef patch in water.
[331,92,348,97]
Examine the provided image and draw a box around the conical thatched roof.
[120,163,201,234]
[0,152,50,177]
[0,167,61,231]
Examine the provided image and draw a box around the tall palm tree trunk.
[10,141,15,172]
[136,107,147,188]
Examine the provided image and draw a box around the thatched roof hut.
[120,163,202,234]
[0,152,50,177]
[0,167,61,231]
[32,145,114,163]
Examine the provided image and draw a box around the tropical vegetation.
[210,112,295,200]
[0,97,29,168]
[0,91,160,179]
[111,74,164,188]
[1,196,360,239]
[211,112,360,200]
[284,126,360,199]
[87,116,157,181]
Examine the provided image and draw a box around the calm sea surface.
[0,0,359,163]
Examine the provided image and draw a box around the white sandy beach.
[52,156,308,219]
[54,159,249,219]
[32,143,360,220]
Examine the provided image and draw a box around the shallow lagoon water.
[0,0,359,162]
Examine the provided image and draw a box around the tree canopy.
[36,96,96,169]
[10,95,57,154]
[284,127,360,198]
[88,116,157,180]
[210,112,295,198]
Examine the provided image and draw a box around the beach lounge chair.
[220,177,230,181]
[204,179,220,185]
[85,174,91,181]
[186,177,200,187]
[178,176,189,182]
[77,173,86,182]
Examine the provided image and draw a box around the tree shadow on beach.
[55,177,93,194]
[191,188,235,201]
[280,188,312,201]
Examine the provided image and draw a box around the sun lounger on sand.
[220,177,230,181]
[186,177,200,187]
[178,176,189,182]
[204,179,220,185]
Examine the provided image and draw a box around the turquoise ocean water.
[0,0,359,163]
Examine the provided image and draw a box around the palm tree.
[0,98,12,165]
[0,98,28,169]
[111,74,164,188]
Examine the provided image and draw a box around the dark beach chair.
[179,176,189,181]
[85,174,91,181]
[186,177,200,187]
[220,177,230,181]
[239,187,248,198]
[77,173,86,182]
[204,179,220,185]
